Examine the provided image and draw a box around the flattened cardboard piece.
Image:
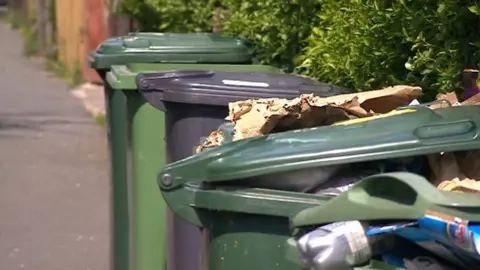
[438,178,480,193]
[428,153,465,187]
[430,151,480,193]
[304,85,422,113]
[228,85,422,141]
[429,92,460,109]
[462,92,480,106]
[429,91,480,109]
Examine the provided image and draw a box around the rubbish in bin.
[197,85,422,150]
[312,157,429,196]
[154,69,480,269]
[367,210,480,267]
[429,90,480,109]
[295,218,462,270]
[200,85,480,195]
[403,257,456,270]
[161,97,480,270]
[426,91,480,192]
[294,205,480,268]
[427,151,480,192]
[196,91,480,197]
[296,221,372,270]
[312,173,364,196]
[428,92,460,109]
[226,85,422,141]
[195,122,235,153]
[312,164,389,196]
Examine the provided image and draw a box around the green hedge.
[219,0,321,71]
[120,0,480,98]
[300,0,480,100]
[119,0,214,32]
[119,0,318,71]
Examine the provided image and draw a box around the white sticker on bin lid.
[222,80,269,87]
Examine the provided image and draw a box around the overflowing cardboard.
[227,85,422,141]
[198,86,480,194]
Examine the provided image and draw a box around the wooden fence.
[8,0,135,84]
[55,0,86,78]
[35,0,55,57]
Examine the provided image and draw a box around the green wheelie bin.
[151,102,480,270]
[88,32,282,270]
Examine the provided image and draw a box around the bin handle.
[136,70,215,90]
[136,70,217,112]
[290,172,480,228]
[160,182,328,227]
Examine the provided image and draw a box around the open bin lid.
[158,105,480,224]
[89,32,253,70]
[159,105,480,188]
[136,69,352,110]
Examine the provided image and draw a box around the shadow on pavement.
[0,111,97,135]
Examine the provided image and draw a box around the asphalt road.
[0,22,110,270]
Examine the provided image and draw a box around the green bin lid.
[160,105,480,187]
[106,63,282,90]
[89,32,253,70]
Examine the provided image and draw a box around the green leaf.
[421,69,432,75]
[468,5,480,15]
[437,3,445,13]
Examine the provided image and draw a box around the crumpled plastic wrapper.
[227,85,422,141]
[195,122,235,153]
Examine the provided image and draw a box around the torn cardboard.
[227,85,422,141]
[429,92,461,109]
[429,91,480,109]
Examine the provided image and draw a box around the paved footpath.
[0,22,109,270]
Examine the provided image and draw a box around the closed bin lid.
[89,32,253,69]
[106,63,283,90]
[136,70,351,109]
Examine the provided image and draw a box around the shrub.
[220,0,320,71]
[300,0,480,99]
[119,0,214,32]
[118,0,320,71]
